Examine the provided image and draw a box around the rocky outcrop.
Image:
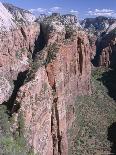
[81,16,116,33]
[0,2,40,104]
[93,23,116,67]
[3,3,36,24]
[15,15,91,154]
[81,16,116,60]
[0,4,91,155]
[0,23,40,104]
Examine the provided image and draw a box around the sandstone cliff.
[93,22,116,67]
[81,16,116,60]
[0,2,39,104]
[0,4,91,155]
[15,15,91,155]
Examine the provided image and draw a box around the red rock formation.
[0,8,91,154]
[16,29,91,155]
[93,28,116,67]
[0,23,40,104]
[88,33,97,59]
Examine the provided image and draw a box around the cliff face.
[16,20,91,154]
[0,24,40,104]
[0,3,92,155]
[81,16,116,60]
[93,23,116,67]
[3,3,36,24]
[81,16,116,33]
[0,2,40,104]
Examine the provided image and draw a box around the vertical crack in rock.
[4,70,28,115]
[45,69,62,155]
[20,27,27,40]
[32,23,46,60]
[77,37,83,74]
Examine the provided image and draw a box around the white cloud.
[37,8,47,13]
[29,8,47,14]
[87,9,116,17]
[29,6,79,17]
[29,6,61,16]
[50,6,61,12]
[48,11,52,15]
[70,9,78,14]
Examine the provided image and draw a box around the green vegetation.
[44,43,59,65]
[65,25,77,40]
[25,43,59,83]
[0,105,35,155]
[15,48,27,60]
[68,67,116,155]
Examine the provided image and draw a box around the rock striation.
[16,15,91,155]
[81,16,116,34]
[0,2,39,104]
[81,16,116,59]
[3,3,36,24]
[93,22,116,67]
[0,3,91,155]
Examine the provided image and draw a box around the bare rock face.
[3,3,36,24]
[0,5,91,155]
[0,23,40,104]
[16,17,91,154]
[87,32,97,59]
[81,16,116,60]
[0,2,40,104]
[93,23,116,67]
[0,2,16,31]
[81,16,116,33]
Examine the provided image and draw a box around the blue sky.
[1,0,116,19]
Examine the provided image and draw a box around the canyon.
[0,2,116,155]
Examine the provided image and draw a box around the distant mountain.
[81,16,116,59]
[81,16,116,33]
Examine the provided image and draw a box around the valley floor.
[68,67,116,155]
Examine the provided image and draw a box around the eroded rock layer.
[16,28,91,155]
[0,23,40,104]
[93,23,116,67]
[0,4,92,155]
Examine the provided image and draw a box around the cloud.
[50,6,61,12]
[29,6,79,17]
[29,6,61,16]
[29,8,47,14]
[70,9,79,14]
[87,9,116,17]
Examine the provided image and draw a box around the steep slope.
[0,2,40,105]
[68,68,116,155]
[81,16,116,33]
[0,2,16,31]
[93,22,116,67]
[0,3,92,155]
[15,15,91,155]
[81,16,116,59]
[0,3,40,154]
[3,3,36,24]
[1,2,116,155]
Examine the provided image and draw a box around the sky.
[0,0,116,19]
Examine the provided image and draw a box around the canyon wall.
[16,26,91,154]
[96,25,116,67]
[0,24,40,104]
[83,19,116,68]
[0,4,92,155]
